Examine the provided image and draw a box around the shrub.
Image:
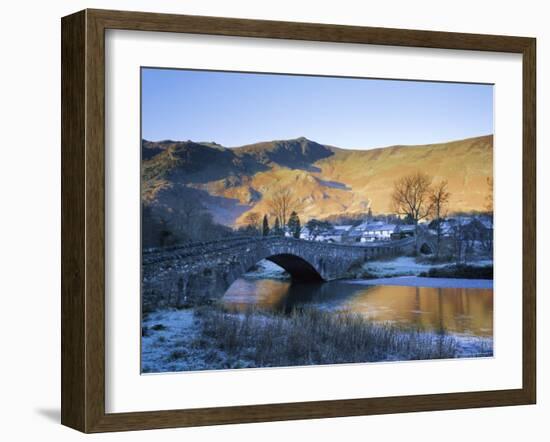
[197,306,459,368]
[420,265,493,279]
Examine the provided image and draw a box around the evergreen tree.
[294,216,301,239]
[288,211,301,239]
[262,214,270,236]
[273,217,282,235]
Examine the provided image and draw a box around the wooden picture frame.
[61,8,536,433]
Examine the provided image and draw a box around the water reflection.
[223,278,493,337]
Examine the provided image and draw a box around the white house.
[316,229,343,243]
[359,223,397,242]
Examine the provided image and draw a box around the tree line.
[242,210,302,238]
[142,192,233,248]
[391,171,493,261]
[241,187,304,238]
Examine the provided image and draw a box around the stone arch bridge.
[142,236,414,310]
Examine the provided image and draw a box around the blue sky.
[141,68,493,149]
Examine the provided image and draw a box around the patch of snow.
[141,309,209,373]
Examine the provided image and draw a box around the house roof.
[333,225,353,231]
[396,224,416,232]
[361,223,397,232]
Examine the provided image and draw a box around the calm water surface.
[223,278,493,337]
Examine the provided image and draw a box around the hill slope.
[142,135,493,227]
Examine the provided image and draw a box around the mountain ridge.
[142,135,493,227]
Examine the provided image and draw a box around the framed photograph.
[61,9,536,433]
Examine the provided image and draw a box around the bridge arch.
[218,251,327,302]
[265,254,324,283]
[220,253,324,305]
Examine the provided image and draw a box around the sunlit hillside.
[141,135,493,227]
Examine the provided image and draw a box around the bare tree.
[429,180,450,258]
[243,211,261,235]
[170,195,203,239]
[392,172,435,253]
[450,219,467,265]
[392,172,434,224]
[266,187,301,227]
[151,190,233,245]
[262,214,270,236]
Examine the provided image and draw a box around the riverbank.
[141,306,493,373]
[357,256,493,279]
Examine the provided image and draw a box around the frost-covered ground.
[141,309,215,373]
[142,307,493,373]
[363,256,493,278]
[455,335,494,358]
[142,308,264,373]
[244,259,289,280]
[346,276,493,289]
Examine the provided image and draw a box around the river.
[222,277,493,338]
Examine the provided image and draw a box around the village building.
[392,224,416,239]
[359,223,397,242]
[437,216,493,238]
[299,226,311,240]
